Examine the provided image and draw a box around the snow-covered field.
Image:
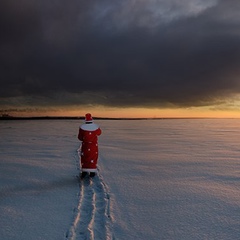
[0,119,240,240]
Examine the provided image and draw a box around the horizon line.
[1,115,239,121]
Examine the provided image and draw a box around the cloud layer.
[1,0,240,111]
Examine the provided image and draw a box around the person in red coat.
[78,113,102,178]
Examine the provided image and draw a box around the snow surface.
[0,119,240,240]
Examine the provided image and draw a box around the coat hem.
[81,168,97,172]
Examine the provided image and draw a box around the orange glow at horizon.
[6,105,240,118]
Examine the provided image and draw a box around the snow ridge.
[66,156,113,240]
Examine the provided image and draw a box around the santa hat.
[85,113,93,123]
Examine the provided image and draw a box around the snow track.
[66,171,113,240]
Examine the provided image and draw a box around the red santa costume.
[78,113,102,177]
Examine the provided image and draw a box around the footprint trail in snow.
[66,172,113,240]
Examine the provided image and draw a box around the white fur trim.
[81,168,97,172]
[80,123,99,131]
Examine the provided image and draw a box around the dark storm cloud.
[1,0,240,109]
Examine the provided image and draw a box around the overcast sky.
[1,0,240,114]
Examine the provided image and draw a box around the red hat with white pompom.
[85,113,93,123]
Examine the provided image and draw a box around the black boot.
[80,171,88,179]
[89,172,95,178]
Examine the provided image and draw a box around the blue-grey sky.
[1,0,240,115]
